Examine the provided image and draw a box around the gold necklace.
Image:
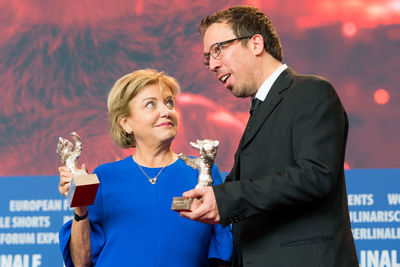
[135,158,171,184]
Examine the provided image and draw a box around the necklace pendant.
[135,157,170,185]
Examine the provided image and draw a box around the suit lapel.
[241,68,295,148]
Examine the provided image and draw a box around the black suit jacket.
[214,68,358,267]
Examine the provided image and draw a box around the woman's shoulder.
[94,156,132,174]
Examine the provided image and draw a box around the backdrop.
[0,0,399,174]
[1,170,400,267]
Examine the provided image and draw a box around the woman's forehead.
[133,83,174,100]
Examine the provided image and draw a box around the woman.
[58,69,232,267]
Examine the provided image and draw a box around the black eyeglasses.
[203,36,253,67]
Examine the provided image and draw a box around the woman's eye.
[145,101,155,108]
[166,99,174,108]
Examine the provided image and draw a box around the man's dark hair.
[199,5,283,62]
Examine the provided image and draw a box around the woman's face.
[120,84,178,147]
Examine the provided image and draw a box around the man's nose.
[209,56,221,72]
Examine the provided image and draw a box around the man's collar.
[254,64,288,101]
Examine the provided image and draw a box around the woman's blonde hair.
[107,69,181,148]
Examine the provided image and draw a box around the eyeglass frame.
[203,35,253,67]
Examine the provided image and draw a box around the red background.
[0,0,399,175]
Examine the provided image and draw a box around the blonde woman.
[58,69,232,267]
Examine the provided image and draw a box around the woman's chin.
[160,133,177,144]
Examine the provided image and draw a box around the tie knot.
[250,98,262,116]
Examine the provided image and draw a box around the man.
[180,6,359,267]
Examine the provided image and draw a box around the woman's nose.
[160,104,171,117]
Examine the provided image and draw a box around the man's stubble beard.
[230,82,257,99]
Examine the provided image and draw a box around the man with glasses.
[180,5,358,267]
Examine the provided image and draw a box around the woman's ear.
[119,117,132,134]
[250,34,265,56]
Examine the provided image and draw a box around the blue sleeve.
[208,165,233,261]
[211,164,223,186]
[59,168,106,266]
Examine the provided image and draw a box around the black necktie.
[250,97,262,116]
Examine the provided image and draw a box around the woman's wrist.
[74,206,88,216]
[74,211,88,222]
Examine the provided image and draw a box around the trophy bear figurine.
[171,139,219,211]
[56,132,99,207]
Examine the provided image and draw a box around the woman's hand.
[58,166,72,196]
[58,164,87,196]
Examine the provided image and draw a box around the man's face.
[203,22,257,98]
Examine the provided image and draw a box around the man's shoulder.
[276,67,334,94]
[292,72,332,87]
[287,72,336,97]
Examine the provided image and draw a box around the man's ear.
[119,117,132,134]
[250,34,265,56]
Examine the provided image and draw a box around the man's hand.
[179,187,220,224]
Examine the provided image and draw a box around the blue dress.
[59,156,233,266]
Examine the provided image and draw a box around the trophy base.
[67,174,100,208]
[171,197,193,211]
